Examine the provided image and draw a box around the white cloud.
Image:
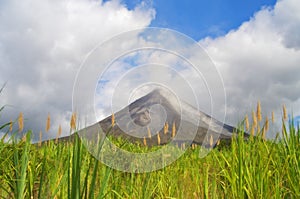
[77,0,300,139]
[200,0,300,137]
[0,0,154,140]
[91,30,224,127]
[1,0,299,141]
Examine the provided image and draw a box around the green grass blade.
[97,167,112,199]
[38,147,47,199]
[16,132,30,199]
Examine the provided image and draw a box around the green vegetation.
[0,87,299,198]
[0,119,299,198]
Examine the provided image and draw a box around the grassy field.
[0,100,299,198]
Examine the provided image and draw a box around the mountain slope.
[75,88,244,147]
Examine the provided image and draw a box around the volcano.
[65,88,245,147]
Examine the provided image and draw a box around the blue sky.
[119,0,277,40]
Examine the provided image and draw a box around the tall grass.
[0,121,299,198]
[0,99,299,198]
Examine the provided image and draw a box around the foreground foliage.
[0,87,298,198]
[0,123,299,199]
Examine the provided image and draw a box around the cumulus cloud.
[201,0,300,137]
[89,0,300,140]
[76,29,216,128]
[1,0,299,141]
[94,50,209,120]
[89,28,225,127]
[0,0,154,140]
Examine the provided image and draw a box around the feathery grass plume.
[157,133,161,145]
[256,101,262,121]
[181,143,185,150]
[271,111,275,123]
[252,110,257,128]
[192,143,195,150]
[46,113,51,132]
[262,126,266,140]
[245,115,249,131]
[209,135,213,147]
[58,124,62,137]
[166,122,169,132]
[22,134,27,142]
[38,131,42,147]
[143,137,147,146]
[18,112,24,132]
[265,116,269,132]
[172,121,176,138]
[111,113,115,127]
[9,120,13,132]
[70,112,77,130]
[164,122,168,134]
[147,127,151,138]
[216,139,220,146]
[283,105,287,120]
[56,125,62,144]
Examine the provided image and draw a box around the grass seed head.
[22,134,27,142]
[257,101,262,122]
[164,122,168,134]
[283,105,287,120]
[46,113,51,132]
[172,121,176,138]
[262,127,266,140]
[181,143,185,150]
[147,127,151,138]
[245,115,249,131]
[157,133,161,145]
[58,124,62,137]
[143,137,147,146]
[272,111,275,123]
[209,135,213,147]
[265,116,269,132]
[38,131,42,147]
[192,143,195,150]
[70,112,77,130]
[18,112,24,132]
[252,110,257,128]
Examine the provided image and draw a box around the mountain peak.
[144,87,172,99]
[76,88,244,147]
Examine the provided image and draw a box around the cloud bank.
[1,0,299,140]
[0,0,154,140]
[200,0,300,136]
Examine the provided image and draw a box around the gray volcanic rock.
[75,88,246,147]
